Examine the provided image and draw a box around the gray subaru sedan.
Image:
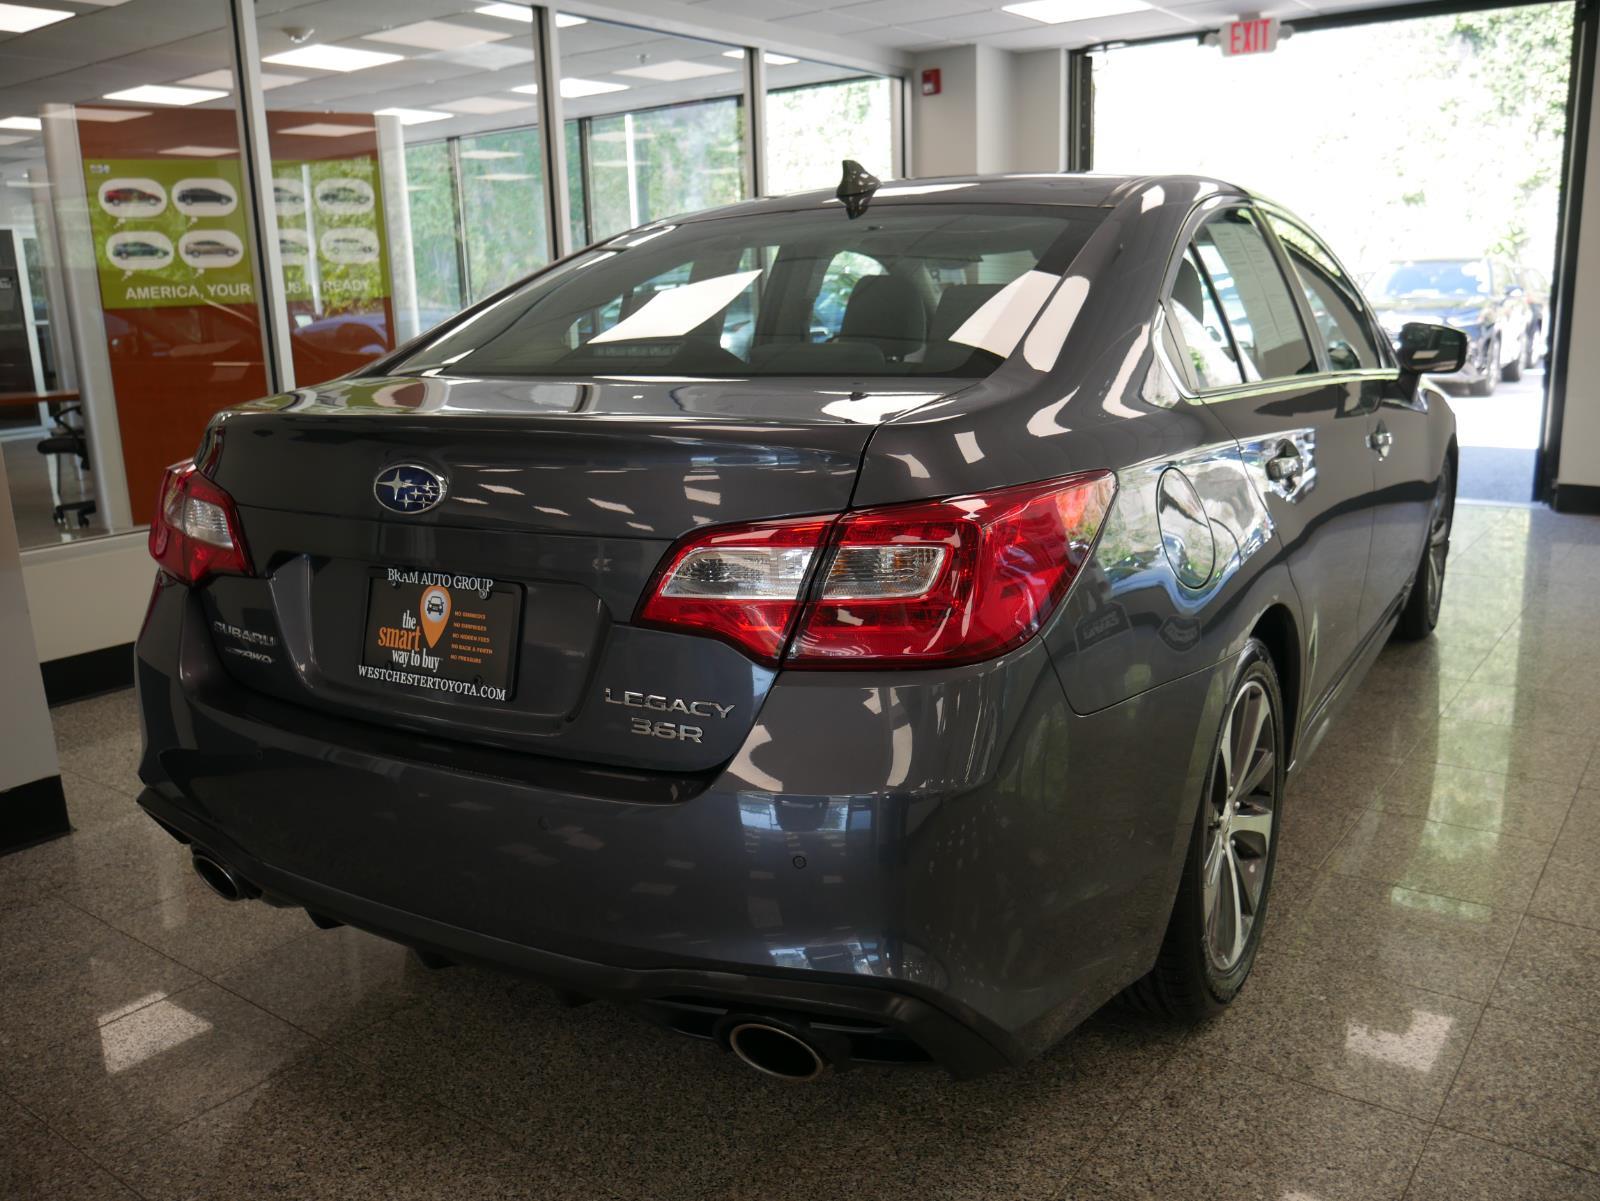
[135,171,1464,1079]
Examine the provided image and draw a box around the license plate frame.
[357,568,521,704]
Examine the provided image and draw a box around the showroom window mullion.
[531,6,573,261]
[226,0,297,394]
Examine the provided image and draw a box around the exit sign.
[1221,16,1278,56]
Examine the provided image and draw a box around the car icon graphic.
[325,234,371,253]
[186,238,239,259]
[425,594,446,619]
[111,240,167,260]
[274,184,300,205]
[105,186,161,208]
[177,186,231,206]
[318,185,366,206]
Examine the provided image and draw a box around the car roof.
[669,172,1253,225]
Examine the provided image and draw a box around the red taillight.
[636,471,1115,668]
[147,461,252,586]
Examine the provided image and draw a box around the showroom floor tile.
[3,501,1599,1199]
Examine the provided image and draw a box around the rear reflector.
[148,461,252,586]
[637,470,1115,668]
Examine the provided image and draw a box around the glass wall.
[0,0,903,553]
[0,0,271,546]
[559,16,748,244]
[766,60,898,195]
[253,0,553,383]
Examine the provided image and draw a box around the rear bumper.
[136,578,1226,1074]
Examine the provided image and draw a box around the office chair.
[35,402,96,528]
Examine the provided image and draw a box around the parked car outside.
[1368,256,1529,394]
[135,173,1463,1080]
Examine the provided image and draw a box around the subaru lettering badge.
[373,463,448,514]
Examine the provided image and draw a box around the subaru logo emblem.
[373,463,447,514]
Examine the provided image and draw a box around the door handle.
[1368,426,1394,459]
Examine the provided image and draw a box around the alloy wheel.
[1203,680,1277,972]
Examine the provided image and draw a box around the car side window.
[1192,209,1317,382]
[1265,213,1384,371]
[1166,246,1244,390]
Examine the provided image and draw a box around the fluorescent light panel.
[615,60,733,82]
[159,144,233,156]
[263,44,404,72]
[179,69,304,91]
[1002,0,1150,23]
[278,122,371,137]
[721,49,798,66]
[0,116,43,131]
[102,84,227,106]
[365,20,509,50]
[559,78,628,98]
[474,4,585,24]
[0,3,71,33]
[374,106,451,125]
[438,95,534,114]
[69,107,149,122]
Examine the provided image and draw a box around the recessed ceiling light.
[0,4,72,33]
[5,178,50,187]
[62,107,149,122]
[721,49,799,66]
[437,95,535,115]
[510,83,539,96]
[559,78,628,98]
[472,5,584,24]
[159,145,234,157]
[459,148,519,159]
[279,122,372,137]
[263,44,404,72]
[178,69,303,91]
[374,106,452,125]
[365,20,510,51]
[102,84,228,106]
[0,116,43,131]
[615,60,734,82]
[1002,0,1150,23]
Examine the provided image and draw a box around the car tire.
[1123,639,1284,1020]
[1470,340,1500,396]
[1396,457,1454,641]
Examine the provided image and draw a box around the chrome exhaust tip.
[725,1021,829,1082]
[190,852,258,902]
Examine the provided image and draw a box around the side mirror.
[1506,285,1525,299]
[1396,322,1468,375]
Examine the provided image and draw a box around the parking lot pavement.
[1447,372,1545,504]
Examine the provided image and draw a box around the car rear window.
[392,203,1104,379]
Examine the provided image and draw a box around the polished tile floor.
[5,501,1600,1200]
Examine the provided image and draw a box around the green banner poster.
[82,158,256,310]
[272,155,391,311]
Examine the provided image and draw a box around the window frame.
[1257,202,1397,372]
[1155,199,1402,403]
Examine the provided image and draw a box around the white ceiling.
[0,0,1431,173]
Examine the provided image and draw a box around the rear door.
[1164,205,1377,714]
[1263,208,1430,635]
